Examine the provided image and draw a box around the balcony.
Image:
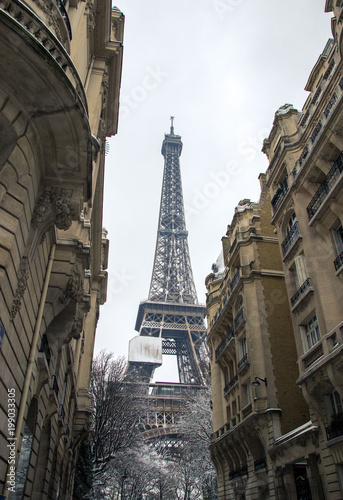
[302,342,324,369]
[238,353,249,373]
[254,458,267,472]
[307,151,343,221]
[234,308,245,331]
[281,221,301,258]
[334,250,343,272]
[224,375,238,396]
[229,466,248,481]
[208,269,241,333]
[271,176,289,215]
[215,327,234,360]
[230,269,240,294]
[292,146,309,179]
[310,120,322,143]
[290,278,313,311]
[324,92,338,118]
[326,416,343,441]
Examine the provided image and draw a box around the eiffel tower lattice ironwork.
[129,119,207,389]
[128,119,208,450]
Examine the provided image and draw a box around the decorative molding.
[10,259,29,320]
[32,186,75,231]
[85,0,95,34]
[101,71,109,109]
[16,0,64,43]
[59,265,83,304]
[70,307,84,341]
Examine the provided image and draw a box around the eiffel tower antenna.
[170,115,175,135]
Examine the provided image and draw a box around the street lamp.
[251,377,267,387]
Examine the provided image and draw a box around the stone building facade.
[206,182,309,499]
[208,2,343,499]
[262,2,343,497]
[0,0,123,497]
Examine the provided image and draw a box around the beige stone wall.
[0,0,123,497]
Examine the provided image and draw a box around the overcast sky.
[94,1,332,379]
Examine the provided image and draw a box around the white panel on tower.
[128,336,162,365]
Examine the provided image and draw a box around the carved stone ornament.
[98,118,107,152]
[70,307,84,341]
[59,265,84,304]
[86,0,95,33]
[32,187,74,231]
[101,71,109,109]
[31,0,64,44]
[10,259,29,320]
[111,18,118,40]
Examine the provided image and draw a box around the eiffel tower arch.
[128,119,208,448]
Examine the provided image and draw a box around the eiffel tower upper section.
[149,118,198,304]
[129,119,207,385]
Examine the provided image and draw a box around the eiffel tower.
[128,118,207,447]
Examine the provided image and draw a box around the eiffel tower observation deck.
[128,118,207,389]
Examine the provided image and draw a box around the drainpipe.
[3,243,56,497]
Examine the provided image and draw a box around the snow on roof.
[274,421,318,446]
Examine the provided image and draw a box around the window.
[329,390,343,416]
[333,224,343,270]
[242,384,252,407]
[228,360,235,380]
[302,314,321,351]
[0,319,4,348]
[333,224,343,254]
[224,366,229,386]
[239,337,247,360]
[286,212,297,234]
[294,254,309,289]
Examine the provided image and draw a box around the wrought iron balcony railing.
[230,269,240,294]
[324,92,338,118]
[281,221,300,257]
[229,466,248,481]
[310,120,322,143]
[291,278,311,308]
[238,353,248,372]
[215,326,234,360]
[334,250,343,271]
[326,419,343,441]
[234,308,245,331]
[209,269,241,333]
[224,375,238,396]
[271,176,288,215]
[215,311,246,361]
[307,151,343,220]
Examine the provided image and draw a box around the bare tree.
[107,442,177,499]
[174,386,217,499]
[74,351,146,498]
[74,353,217,499]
